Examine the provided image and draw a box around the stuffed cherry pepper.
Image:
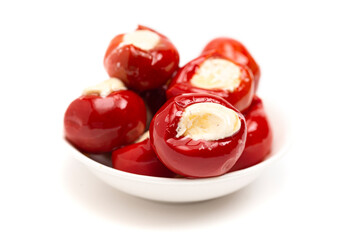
[139,84,168,122]
[64,78,147,153]
[150,93,247,178]
[166,52,254,112]
[104,25,179,92]
[112,131,176,178]
[201,37,261,90]
[230,96,272,171]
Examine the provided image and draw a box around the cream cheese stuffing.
[82,78,127,97]
[122,30,160,51]
[190,58,241,92]
[176,102,241,141]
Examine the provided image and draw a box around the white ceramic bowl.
[64,99,290,203]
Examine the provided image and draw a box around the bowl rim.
[64,138,289,186]
[64,98,291,185]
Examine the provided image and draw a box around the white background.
[1,0,359,239]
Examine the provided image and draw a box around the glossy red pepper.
[139,84,167,117]
[64,90,146,153]
[112,135,176,178]
[201,37,261,90]
[150,93,247,178]
[166,52,255,112]
[104,25,180,92]
[230,96,272,171]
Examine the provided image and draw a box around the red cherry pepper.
[201,37,261,90]
[104,25,180,92]
[64,90,146,153]
[112,136,176,178]
[150,93,247,178]
[139,84,167,117]
[166,52,255,112]
[230,96,272,171]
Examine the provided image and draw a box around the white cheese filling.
[82,78,127,97]
[176,102,241,141]
[136,131,150,143]
[122,30,160,51]
[190,58,241,92]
